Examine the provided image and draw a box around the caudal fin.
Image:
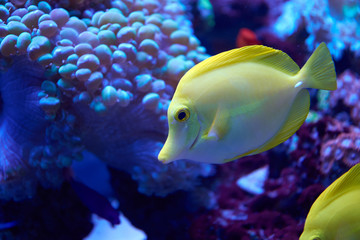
[299,42,337,90]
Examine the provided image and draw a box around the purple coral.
[188,159,304,240]
[0,1,207,119]
[329,70,360,124]
[320,132,360,174]
[183,115,360,239]
[0,0,212,201]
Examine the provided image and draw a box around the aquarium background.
[0,0,358,239]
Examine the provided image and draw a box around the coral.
[0,57,45,200]
[320,132,360,174]
[184,153,304,240]
[188,162,304,240]
[328,70,360,124]
[236,28,261,48]
[0,1,207,118]
[296,184,325,214]
[0,57,82,201]
[0,0,212,201]
[184,117,360,240]
[292,115,357,177]
[190,0,302,58]
[271,0,360,59]
[0,1,357,239]
[210,0,285,19]
[110,168,205,240]
[316,70,360,177]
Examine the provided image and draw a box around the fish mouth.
[159,128,200,164]
[158,138,184,164]
[189,126,201,150]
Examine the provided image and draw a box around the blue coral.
[272,0,360,60]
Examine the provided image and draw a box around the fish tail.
[299,42,337,90]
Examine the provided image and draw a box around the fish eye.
[175,108,190,122]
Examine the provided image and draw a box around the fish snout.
[158,140,182,164]
[158,150,175,164]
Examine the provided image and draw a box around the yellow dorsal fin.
[250,88,310,156]
[313,164,360,210]
[181,45,300,82]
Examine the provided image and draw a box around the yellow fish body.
[158,43,337,164]
[300,164,360,240]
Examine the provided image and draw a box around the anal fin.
[223,149,257,163]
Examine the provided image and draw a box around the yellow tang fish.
[158,43,337,164]
[300,164,360,240]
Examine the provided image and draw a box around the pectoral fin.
[203,107,230,141]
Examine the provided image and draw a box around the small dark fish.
[70,179,120,226]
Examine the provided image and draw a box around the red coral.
[189,214,219,240]
[217,184,247,209]
[291,117,357,176]
[297,184,325,214]
[188,116,358,240]
[189,158,303,239]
